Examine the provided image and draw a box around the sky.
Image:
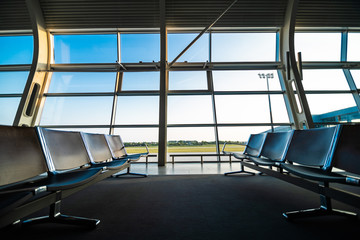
[1,32,360,143]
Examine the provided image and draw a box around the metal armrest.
[221,142,228,154]
[144,143,150,156]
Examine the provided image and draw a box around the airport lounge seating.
[233,125,360,220]
[246,131,293,170]
[0,126,129,229]
[105,134,149,177]
[223,133,267,176]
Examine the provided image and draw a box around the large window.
[5,29,360,164]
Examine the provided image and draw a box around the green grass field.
[125,144,245,154]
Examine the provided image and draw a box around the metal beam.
[279,0,314,129]
[158,0,168,166]
[13,0,52,127]
[207,71,220,161]
[168,0,239,67]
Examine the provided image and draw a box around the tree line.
[124,140,247,147]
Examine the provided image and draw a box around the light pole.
[258,73,274,132]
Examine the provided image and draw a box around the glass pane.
[49,128,109,134]
[40,96,113,125]
[167,127,217,156]
[169,71,208,90]
[212,33,276,62]
[121,34,160,62]
[114,128,158,143]
[0,71,29,94]
[350,70,360,89]
[307,94,357,123]
[54,34,117,63]
[213,70,281,91]
[114,128,158,162]
[115,96,159,124]
[348,33,360,61]
[168,95,214,124]
[0,35,33,64]
[270,95,290,123]
[218,125,271,144]
[122,72,159,91]
[295,33,341,61]
[302,70,349,90]
[215,95,271,123]
[48,72,116,93]
[0,98,20,125]
[217,126,287,160]
[168,33,209,62]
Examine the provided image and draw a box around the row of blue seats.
[224,124,360,220]
[0,126,148,229]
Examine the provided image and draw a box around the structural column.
[13,0,52,127]
[279,0,314,129]
[158,0,168,166]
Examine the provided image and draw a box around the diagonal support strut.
[168,0,239,67]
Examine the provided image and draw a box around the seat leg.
[22,194,100,229]
[224,162,255,176]
[113,165,147,178]
[283,194,358,220]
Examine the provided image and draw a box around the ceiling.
[1,0,360,32]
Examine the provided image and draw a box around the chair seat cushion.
[126,154,142,161]
[93,159,128,170]
[36,168,102,191]
[280,163,346,183]
[247,156,280,166]
[232,152,248,160]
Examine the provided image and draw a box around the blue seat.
[247,131,293,168]
[81,132,129,172]
[0,126,103,229]
[223,133,267,176]
[105,134,149,177]
[0,126,49,224]
[279,125,358,220]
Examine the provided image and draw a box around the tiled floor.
[119,162,258,175]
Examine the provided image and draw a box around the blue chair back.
[284,126,338,169]
[260,131,293,161]
[331,125,360,175]
[244,133,267,157]
[0,126,48,187]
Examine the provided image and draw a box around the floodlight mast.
[258,73,274,132]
